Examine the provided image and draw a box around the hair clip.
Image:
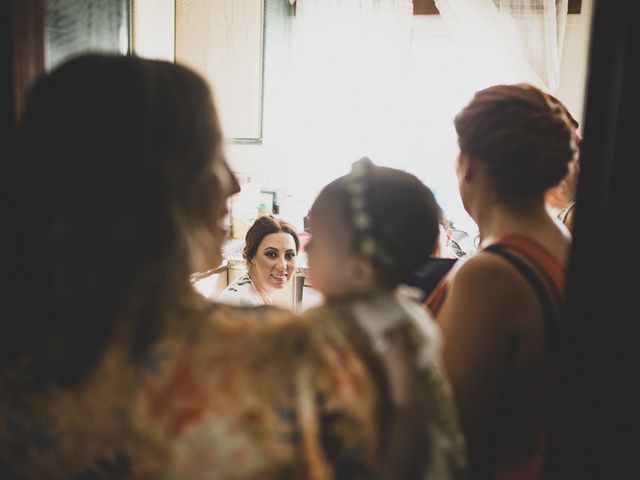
[346,157,395,267]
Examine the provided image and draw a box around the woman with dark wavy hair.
[0,53,244,477]
[426,84,579,480]
[0,54,450,480]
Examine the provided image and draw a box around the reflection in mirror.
[46,0,131,70]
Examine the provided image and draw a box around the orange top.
[425,234,566,480]
[426,234,565,315]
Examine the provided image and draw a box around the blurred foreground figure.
[1,54,445,480]
[304,158,466,480]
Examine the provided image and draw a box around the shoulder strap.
[483,244,563,353]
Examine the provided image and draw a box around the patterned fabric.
[217,272,266,307]
[302,287,467,480]
[0,302,394,480]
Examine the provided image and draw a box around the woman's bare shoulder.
[450,251,529,294]
[438,251,533,334]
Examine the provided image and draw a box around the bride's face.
[249,232,298,295]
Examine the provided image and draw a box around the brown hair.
[316,161,440,289]
[454,84,578,201]
[243,215,300,264]
[544,94,581,212]
[546,92,580,130]
[5,54,225,388]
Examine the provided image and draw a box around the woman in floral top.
[1,54,460,480]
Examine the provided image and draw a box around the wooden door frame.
[413,0,582,15]
[0,0,45,138]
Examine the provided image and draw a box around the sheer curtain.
[259,0,570,239]
[263,0,482,236]
[267,0,415,208]
[434,0,569,92]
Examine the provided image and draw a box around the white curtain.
[263,0,485,236]
[434,0,568,92]
[269,0,416,204]
[258,0,572,237]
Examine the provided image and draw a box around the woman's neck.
[472,201,571,264]
[247,270,273,305]
[474,201,567,248]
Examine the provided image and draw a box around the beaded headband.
[345,157,395,268]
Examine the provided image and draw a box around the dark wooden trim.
[414,0,582,15]
[413,0,439,15]
[568,0,582,14]
[1,0,45,138]
[9,0,45,123]
[1,0,14,137]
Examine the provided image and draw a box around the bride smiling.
[218,215,300,306]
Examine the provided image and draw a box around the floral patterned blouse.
[217,272,267,307]
[0,292,465,480]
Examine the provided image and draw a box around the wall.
[132,0,174,61]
